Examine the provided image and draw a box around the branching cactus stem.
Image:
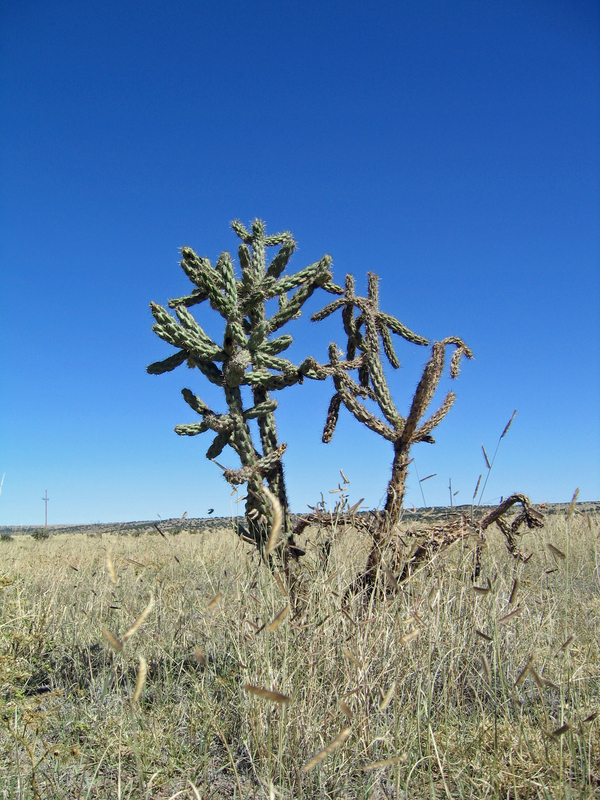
[311,272,473,588]
[148,219,342,552]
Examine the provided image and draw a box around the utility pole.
[43,490,49,530]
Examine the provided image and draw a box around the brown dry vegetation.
[0,506,599,799]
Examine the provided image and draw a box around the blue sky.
[1,0,598,525]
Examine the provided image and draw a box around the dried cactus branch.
[480,493,544,533]
[310,271,473,593]
[414,391,456,441]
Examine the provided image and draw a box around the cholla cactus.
[309,272,473,581]
[148,219,341,550]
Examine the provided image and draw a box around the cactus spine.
[148,219,341,550]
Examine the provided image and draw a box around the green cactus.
[309,272,473,585]
[148,219,342,550]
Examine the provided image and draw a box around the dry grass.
[0,508,599,799]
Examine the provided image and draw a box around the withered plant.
[393,492,545,584]
[305,272,474,586]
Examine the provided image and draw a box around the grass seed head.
[122,593,155,643]
[555,635,574,656]
[379,681,396,711]
[498,606,523,625]
[105,547,117,584]
[102,627,123,652]
[243,684,291,704]
[500,409,517,439]
[363,754,408,771]
[342,647,363,669]
[547,543,566,560]
[131,655,148,704]
[480,654,492,684]
[400,628,420,644]
[268,604,290,632]
[207,591,223,610]
[482,445,491,470]
[515,654,535,687]
[568,488,580,520]
[263,486,283,558]
[301,728,352,772]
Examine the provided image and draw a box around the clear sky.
[1,0,598,526]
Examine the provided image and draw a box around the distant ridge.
[1,501,597,537]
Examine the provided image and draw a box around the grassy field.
[0,506,599,799]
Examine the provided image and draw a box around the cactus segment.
[146,349,189,375]
[206,431,233,460]
[414,391,456,441]
[244,399,278,419]
[378,312,429,346]
[322,393,342,443]
[311,297,346,322]
[174,421,211,436]
[186,357,224,386]
[181,388,210,415]
[167,289,208,308]
[259,334,293,356]
[264,241,295,280]
[377,323,400,369]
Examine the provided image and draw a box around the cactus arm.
[150,302,222,361]
[320,279,344,295]
[264,231,295,247]
[246,320,270,351]
[174,306,224,358]
[216,252,239,305]
[335,387,396,442]
[185,356,224,386]
[378,312,430,346]
[267,258,332,333]
[259,334,293,356]
[322,393,342,443]
[377,322,400,369]
[243,368,303,392]
[179,249,214,288]
[243,399,278,419]
[311,297,347,322]
[398,342,446,447]
[181,388,210,415]
[147,349,189,375]
[264,240,295,281]
[251,353,296,372]
[167,289,208,308]
[206,431,235,460]
[413,391,456,442]
[440,336,474,376]
[271,260,328,295]
[230,219,253,244]
[174,421,211,437]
